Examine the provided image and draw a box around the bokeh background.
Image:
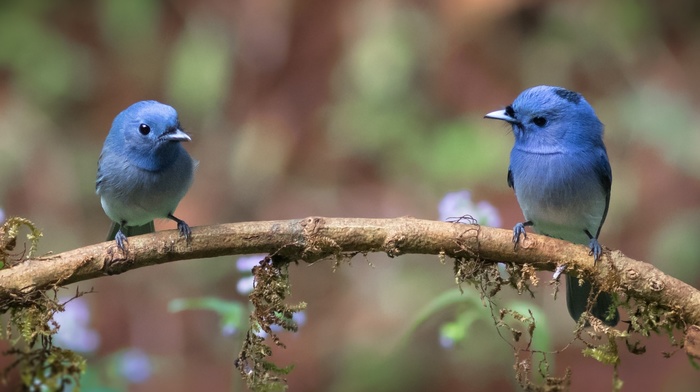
[1,0,700,390]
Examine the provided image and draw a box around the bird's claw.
[115,230,129,253]
[167,213,192,243]
[106,229,130,274]
[177,220,191,242]
[588,238,602,261]
[512,222,527,245]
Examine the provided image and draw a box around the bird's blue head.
[106,100,191,171]
[484,86,604,154]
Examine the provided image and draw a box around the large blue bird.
[485,86,619,326]
[96,100,195,251]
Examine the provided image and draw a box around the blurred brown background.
[1,0,700,390]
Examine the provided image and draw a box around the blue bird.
[485,86,619,326]
[96,100,195,252]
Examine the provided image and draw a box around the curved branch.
[1,217,699,326]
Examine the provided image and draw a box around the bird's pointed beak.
[161,128,191,142]
[484,110,518,124]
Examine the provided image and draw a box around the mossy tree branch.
[1,216,699,327]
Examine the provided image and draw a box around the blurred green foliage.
[0,2,91,109]
[651,210,700,280]
[328,7,435,157]
[166,16,235,121]
[329,5,508,187]
[169,297,245,335]
[521,0,655,86]
[99,0,160,53]
[617,85,700,177]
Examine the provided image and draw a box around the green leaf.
[169,297,245,333]
[397,288,485,348]
[166,16,235,120]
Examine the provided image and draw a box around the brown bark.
[1,217,699,327]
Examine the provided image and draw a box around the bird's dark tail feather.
[566,274,619,326]
[106,221,155,241]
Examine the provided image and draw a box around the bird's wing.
[507,168,515,190]
[593,149,612,238]
[96,151,105,192]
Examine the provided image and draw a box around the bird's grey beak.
[161,128,191,142]
[484,110,518,124]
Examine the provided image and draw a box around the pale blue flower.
[221,323,237,336]
[236,275,255,295]
[237,255,265,295]
[269,311,307,332]
[438,190,501,227]
[292,311,306,326]
[119,348,152,383]
[54,297,100,353]
[236,255,263,272]
[439,334,455,349]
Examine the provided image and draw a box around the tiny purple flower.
[254,328,269,339]
[438,190,501,227]
[0,208,5,223]
[54,297,100,353]
[439,334,455,349]
[292,311,306,327]
[119,348,152,384]
[236,275,255,295]
[221,323,237,336]
[270,311,306,332]
[237,255,265,295]
[236,255,263,272]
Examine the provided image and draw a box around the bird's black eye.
[139,124,151,135]
[532,117,547,127]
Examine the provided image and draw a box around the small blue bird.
[96,100,195,251]
[485,86,619,326]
